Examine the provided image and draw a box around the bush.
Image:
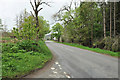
[10,46,19,53]
[18,50,26,53]
[2,43,16,53]
[17,40,33,51]
[95,36,120,52]
[112,39,119,52]
[17,40,39,52]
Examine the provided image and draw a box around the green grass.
[2,41,52,78]
[58,42,119,57]
[2,52,52,78]
[1,37,12,40]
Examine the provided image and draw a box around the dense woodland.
[52,2,120,52]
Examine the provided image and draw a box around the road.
[25,41,118,78]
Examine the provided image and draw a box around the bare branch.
[30,0,35,11]
[34,0,37,6]
[38,8,43,12]
[69,0,73,10]
[40,2,51,7]
[30,11,35,17]
[64,6,70,11]
[74,2,77,9]
[52,0,76,23]
[38,0,42,5]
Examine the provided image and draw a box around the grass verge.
[1,37,13,40]
[57,42,119,57]
[2,40,52,78]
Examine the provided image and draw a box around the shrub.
[17,40,32,51]
[2,43,16,53]
[10,46,19,53]
[18,50,26,53]
[17,40,39,52]
[112,39,119,52]
[95,36,120,52]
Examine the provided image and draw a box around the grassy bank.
[1,37,12,40]
[58,42,119,57]
[2,40,52,78]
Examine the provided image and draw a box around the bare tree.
[30,0,50,39]
[15,9,29,29]
[52,0,76,23]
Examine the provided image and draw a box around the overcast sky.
[0,0,78,31]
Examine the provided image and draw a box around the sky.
[0,0,77,31]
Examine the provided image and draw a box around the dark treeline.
[52,1,120,52]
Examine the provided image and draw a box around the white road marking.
[53,71,57,74]
[58,65,61,67]
[55,62,59,65]
[64,72,67,74]
[66,75,71,78]
[51,67,55,70]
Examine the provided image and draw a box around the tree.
[38,16,50,39]
[13,15,50,40]
[52,0,79,43]
[13,16,36,40]
[52,23,63,42]
[115,2,120,35]
[114,2,116,37]
[110,2,112,38]
[30,0,50,39]
[73,2,99,46]
[15,9,29,28]
[13,9,50,40]
[0,19,3,30]
[52,1,120,51]
[103,2,106,38]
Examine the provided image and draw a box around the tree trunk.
[110,2,112,38]
[35,12,39,40]
[91,24,93,47]
[71,38,74,43]
[35,11,39,28]
[103,2,106,38]
[58,37,60,42]
[114,2,116,37]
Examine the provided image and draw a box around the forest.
[52,1,120,52]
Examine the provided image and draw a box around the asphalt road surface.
[25,41,118,78]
